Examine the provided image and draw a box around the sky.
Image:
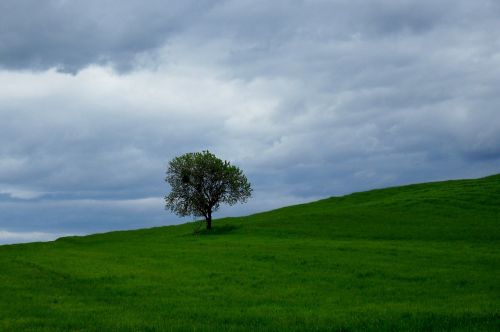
[1,0,500,244]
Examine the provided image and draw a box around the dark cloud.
[0,0,219,72]
[3,0,498,73]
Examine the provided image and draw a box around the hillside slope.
[1,174,499,331]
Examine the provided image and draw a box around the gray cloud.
[0,0,220,72]
[1,0,499,243]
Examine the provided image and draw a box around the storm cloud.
[1,0,499,244]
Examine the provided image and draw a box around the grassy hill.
[1,174,499,331]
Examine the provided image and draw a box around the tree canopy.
[165,151,252,229]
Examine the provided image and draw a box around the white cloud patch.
[0,185,44,200]
[0,230,68,245]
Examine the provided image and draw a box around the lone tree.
[165,151,252,230]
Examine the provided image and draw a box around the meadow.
[1,174,499,331]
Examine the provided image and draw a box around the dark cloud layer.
[1,0,499,243]
[0,0,219,72]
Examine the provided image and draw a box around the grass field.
[1,174,499,331]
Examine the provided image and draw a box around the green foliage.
[1,174,499,331]
[165,151,251,229]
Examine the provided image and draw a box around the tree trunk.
[206,212,212,230]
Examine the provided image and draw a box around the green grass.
[1,174,499,331]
